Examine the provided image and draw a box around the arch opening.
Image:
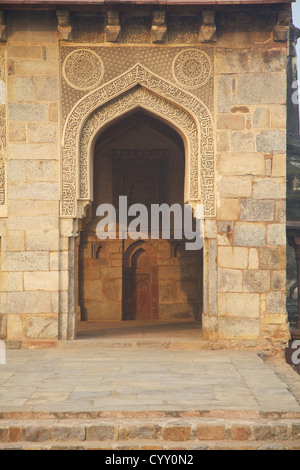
[76,110,203,338]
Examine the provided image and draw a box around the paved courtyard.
[0,347,300,415]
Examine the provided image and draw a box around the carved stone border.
[62,63,215,218]
[0,46,6,206]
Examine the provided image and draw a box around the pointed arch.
[61,64,215,219]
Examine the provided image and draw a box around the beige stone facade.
[0,0,293,354]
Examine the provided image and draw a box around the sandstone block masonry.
[0,4,292,354]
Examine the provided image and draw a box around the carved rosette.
[63,49,104,91]
[172,49,212,89]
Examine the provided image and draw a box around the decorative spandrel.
[60,47,215,218]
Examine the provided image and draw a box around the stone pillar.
[202,220,218,341]
[59,218,78,340]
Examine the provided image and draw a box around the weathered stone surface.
[218,268,242,292]
[271,104,286,129]
[218,292,260,317]
[7,251,49,271]
[10,77,35,101]
[217,176,252,198]
[266,291,286,314]
[275,201,286,223]
[253,178,285,199]
[25,316,58,339]
[259,247,286,270]
[26,160,58,182]
[248,50,261,73]
[237,73,286,104]
[243,270,270,293]
[218,246,248,269]
[6,292,51,314]
[240,199,274,222]
[85,425,115,441]
[253,108,270,128]
[217,153,265,176]
[231,131,255,152]
[8,122,26,142]
[162,426,191,441]
[8,103,47,122]
[267,224,286,245]
[16,60,57,76]
[256,131,286,153]
[8,160,26,183]
[217,76,231,113]
[271,271,286,291]
[8,44,43,60]
[216,50,248,74]
[7,229,25,252]
[196,424,226,440]
[8,143,58,160]
[27,123,57,143]
[8,182,59,201]
[262,50,286,73]
[272,154,286,177]
[248,248,259,269]
[217,198,239,220]
[24,272,58,291]
[218,318,260,339]
[35,77,58,101]
[233,223,266,247]
[217,114,245,130]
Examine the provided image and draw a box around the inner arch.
[77,110,203,329]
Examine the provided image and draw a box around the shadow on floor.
[76,320,202,340]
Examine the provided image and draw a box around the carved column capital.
[56,9,73,41]
[105,11,121,43]
[198,10,216,43]
[151,11,167,43]
[0,11,6,42]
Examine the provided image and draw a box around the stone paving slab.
[0,349,300,414]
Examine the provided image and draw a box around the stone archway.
[61,63,215,219]
[59,64,216,340]
[123,241,159,321]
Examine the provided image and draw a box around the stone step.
[57,338,216,351]
[1,417,300,448]
[0,439,299,450]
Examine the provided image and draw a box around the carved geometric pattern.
[172,49,212,89]
[167,16,199,44]
[63,49,104,91]
[62,64,215,218]
[73,16,105,43]
[60,46,214,125]
[121,17,151,44]
[0,46,6,206]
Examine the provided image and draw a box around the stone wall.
[0,5,292,353]
[1,10,60,343]
[215,8,289,352]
